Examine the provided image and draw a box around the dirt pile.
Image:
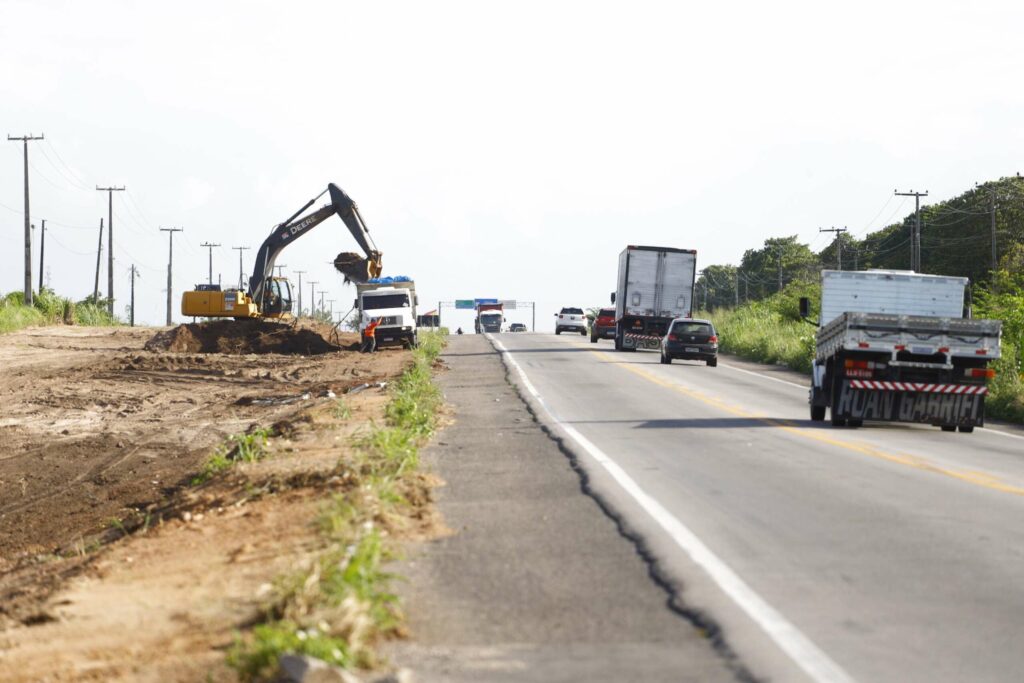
[145,320,340,355]
[334,251,372,283]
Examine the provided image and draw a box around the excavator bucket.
[328,183,383,284]
[334,251,383,284]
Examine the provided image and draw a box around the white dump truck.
[611,245,698,351]
[802,270,1001,432]
[355,278,418,349]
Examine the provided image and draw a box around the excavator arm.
[248,183,382,311]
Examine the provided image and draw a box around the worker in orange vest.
[361,317,381,353]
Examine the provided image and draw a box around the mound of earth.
[145,320,341,355]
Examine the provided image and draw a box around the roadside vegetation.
[227,330,447,680]
[1,288,119,333]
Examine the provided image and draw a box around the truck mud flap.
[624,333,661,350]
[834,380,985,426]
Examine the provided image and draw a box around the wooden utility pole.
[308,281,318,316]
[327,298,335,320]
[232,246,250,290]
[96,185,125,314]
[8,133,44,306]
[293,270,306,316]
[130,265,138,327]
[274,264,287,277]
[38,219,46,291]
[895,189,928,272]
[94,218,104,302]
[200,242,221,285]
[976,182,998,271]
[160,227,183,326]
[819,226,848,270]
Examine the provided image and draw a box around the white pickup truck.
[803,270,1001,432]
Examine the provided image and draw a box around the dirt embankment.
[0,321,420,682]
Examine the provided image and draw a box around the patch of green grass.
[227,330,448,680]
[1,288,120,334]
[191,428,272,485]
[333,399,352,420]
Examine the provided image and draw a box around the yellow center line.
[588,348,1024,498]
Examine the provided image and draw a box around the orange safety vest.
[364,319,381,337]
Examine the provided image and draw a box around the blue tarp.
[367,276,412,284]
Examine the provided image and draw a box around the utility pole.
[38,220,46,291]
[895,189,928,272]
[319,290,326,315]
[735,270,741,306]
[976,182,998,271]
[309,281,319,316]
[200,242,221,285]
[129,265,137,327]
[293,270,306,316]
[819,226,848,270]
[232,246,250,290]
[94,218,104,302]
[776,248,783,292]
[160,227,183,326]
[274,264,287,278]
[327,298,335,320]
[96,185,125,315]
[9,133,44,306]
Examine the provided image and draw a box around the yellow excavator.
[181,183,382,319]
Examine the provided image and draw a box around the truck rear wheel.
[810,405,826,422]
[958,425,975,433]
[941,425,956,432]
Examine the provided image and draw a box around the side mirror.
[610,292,616,304]
[799,297,810,319]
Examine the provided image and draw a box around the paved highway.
[491,332,1024,683]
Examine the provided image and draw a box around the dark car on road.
[590,307,616,343]
[508,322,527,332]
[660,318,718,366]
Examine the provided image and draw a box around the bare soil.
[0,322,420,680]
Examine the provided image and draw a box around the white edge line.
[490,335,855,683]
[717,361,1024,441]
[717,361,809,390]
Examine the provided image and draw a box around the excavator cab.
[260,277,293,318]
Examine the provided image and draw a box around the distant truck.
[475,302,504,334]
[611,246,698,351]
[802,270,1001,432]
[355,278,418,349]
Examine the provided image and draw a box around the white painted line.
[716,363,1024,442]
[718,361,808,390]
[490,335,855,683]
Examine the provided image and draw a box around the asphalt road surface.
[491,331,1024,683]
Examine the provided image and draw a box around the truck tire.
[810,404,826,422]
[958,425,975,433]
[555,329,561,335]
[941,425,956,432]
[848,418,863,428]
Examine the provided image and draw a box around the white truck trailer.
[355,279,418,349]
[611,246,698,351]
[803,270,1001,432]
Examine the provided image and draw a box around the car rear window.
[598,308,615,317]
[560,307,584,314]
[672,322,713,335]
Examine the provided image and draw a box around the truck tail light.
[845,359,870,370]
[857,342,870,349]
[969,368,996,379]
[894,344,906,351]
[976,348,989,355]
[938,347,950,354]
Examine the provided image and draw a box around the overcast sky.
[2,0,1022,330]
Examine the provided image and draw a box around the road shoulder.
[385,334,738,682]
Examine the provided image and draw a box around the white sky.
[2,0,1022,330]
